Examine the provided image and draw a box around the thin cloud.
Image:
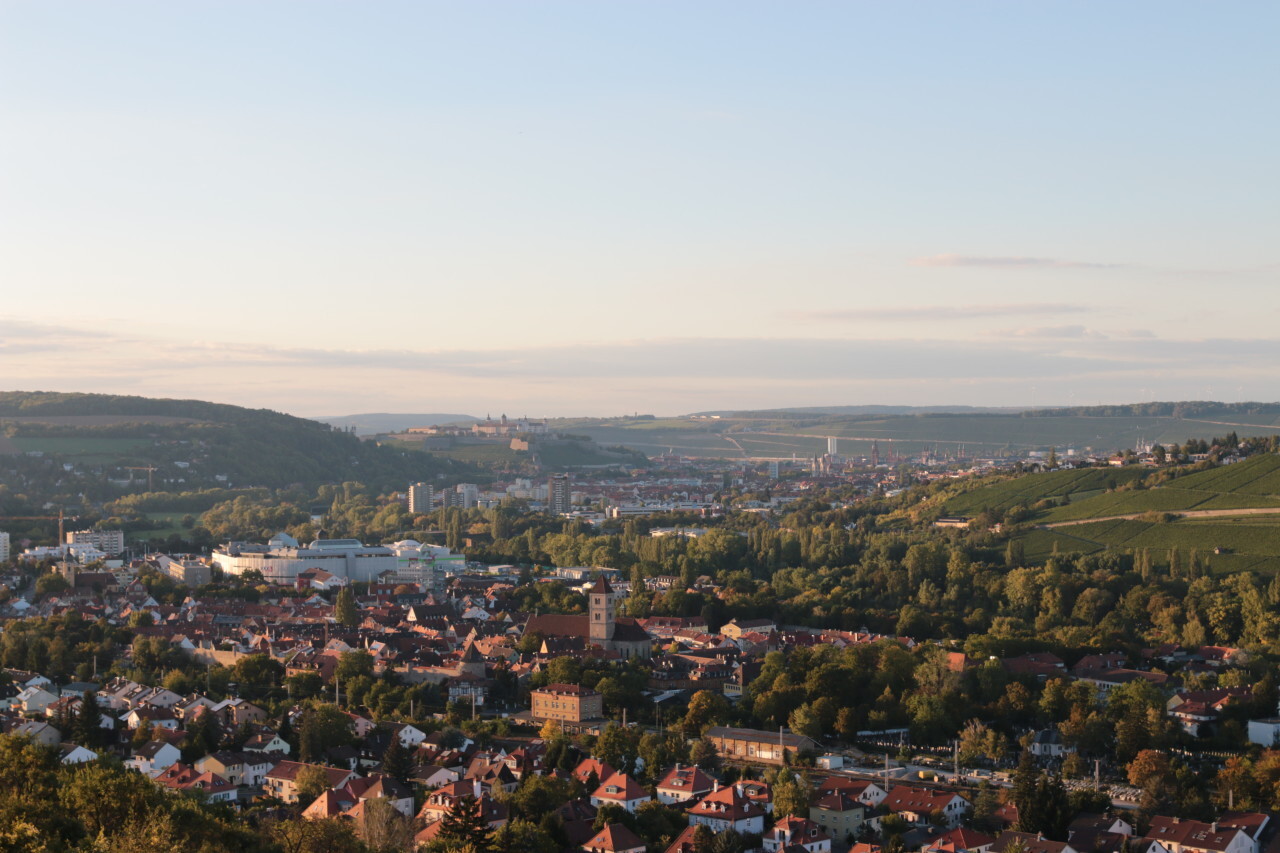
[6,328,1280,416]
[912,253,1123,269]
[796,303,1090,322]
[985,325,1106,340]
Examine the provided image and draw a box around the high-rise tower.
[548,474,571,515]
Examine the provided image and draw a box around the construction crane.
[125,465,158,491]
[0,508,73,544]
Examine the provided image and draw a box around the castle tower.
[589,575,616,643]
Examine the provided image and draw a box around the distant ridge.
[692,404,1024,418]
[313,413,479,435]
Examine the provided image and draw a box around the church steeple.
[588,575,615,643]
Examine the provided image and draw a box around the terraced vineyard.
[1020,515,1280,574]
[943,467,1149,516]
[961,454,1280,573]
[1038,455,1280,522]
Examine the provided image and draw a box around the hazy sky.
[2,2,1277,416]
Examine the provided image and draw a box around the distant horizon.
[6,387,1279,423]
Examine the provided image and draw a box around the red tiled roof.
[585,822,645,852]
[592,772,648,803]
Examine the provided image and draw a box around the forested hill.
[0,391,471,498]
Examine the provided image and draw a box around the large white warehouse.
[212,534,398,584]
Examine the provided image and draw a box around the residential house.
[415,781,508,829]
[656,764,716,804]
[990,833,1079,853]
[126,740,182,777]
[763,816,832,853]
[881,785,970,828]
[243,732,291,755]
[583,823,648,853]
[210,697,267,728]
[686,783,767,835]
[923,827,998,853]
[1145,816,1261,853]
[573,757,617,786]
[154,763,239,804]
[59,744,99,765]
[16,686,58,715]
[809,791,866,843]
[818,776,887,808]
[263,761,356,803]
[591,771,651,814]
[196,751,275,787]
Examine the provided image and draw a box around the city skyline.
[2,2,1277,416]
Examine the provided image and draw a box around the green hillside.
[943,467,1150,517]
[1039,455,1280,522]
[1020,516,1280,574]
[0,391,472,502]
[949,454,1280,574]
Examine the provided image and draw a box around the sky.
[2,1,1277,417]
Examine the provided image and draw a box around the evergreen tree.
[278,711,296,753]
[438,795,494,853]
[1011,749,1038,831]
[334,587,359,628]
[74,690,104,748]
[382,731,413,784]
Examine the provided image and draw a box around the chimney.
[472,779,481,799]
[1212,823,1218,833]
[712,780,719,792]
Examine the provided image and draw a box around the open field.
[7,437,152,457]
[555,412,1280,460]
[788,415,1280,450]
[131,512,190,542]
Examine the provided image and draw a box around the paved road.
[1043,507,1280,529]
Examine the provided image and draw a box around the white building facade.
[211,534,397,584]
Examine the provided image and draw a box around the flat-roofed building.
[154,555,212,587]
[212,533,397,584]
[66,529,125,557]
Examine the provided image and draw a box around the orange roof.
[585,822,646,851]
[592,772,648,803]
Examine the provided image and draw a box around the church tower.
[588,575,616,643]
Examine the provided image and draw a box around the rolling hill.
[0,392,473,502]
[313,413,479,435]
